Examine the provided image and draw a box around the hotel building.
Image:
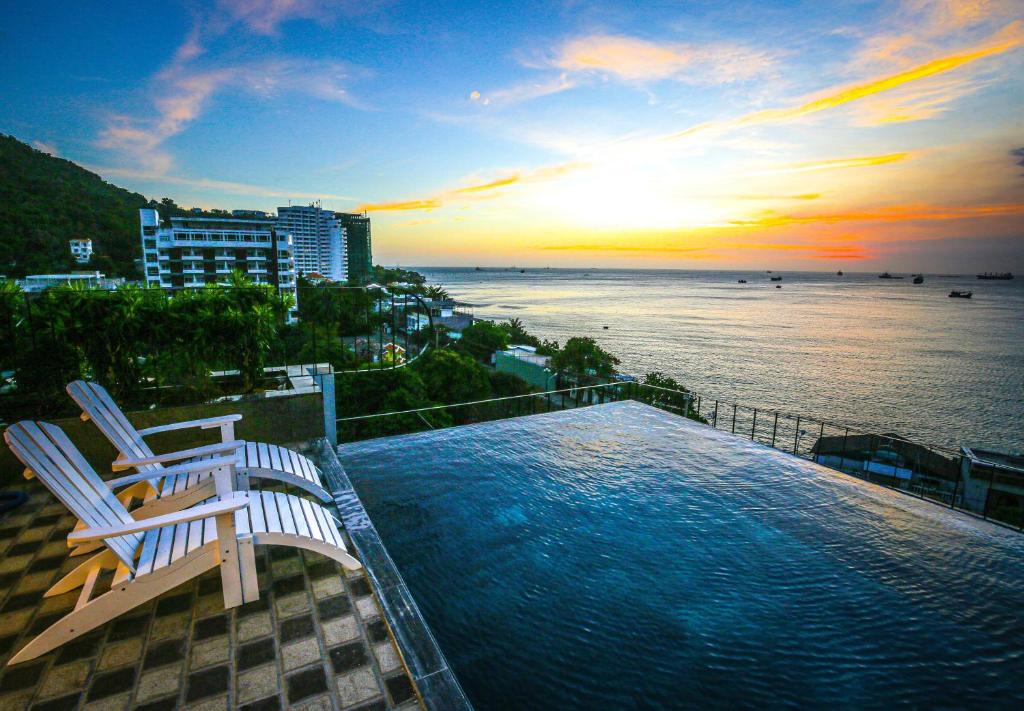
[336,212,372,284]
[138,208,297,307]
[276,205,347,282]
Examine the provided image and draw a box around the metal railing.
[331,379,1023,533]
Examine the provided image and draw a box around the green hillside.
[0,134,152,277]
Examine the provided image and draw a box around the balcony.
[247,267,268,275]
[182,253,203,261]
[183,267,205,275]
[215,253,234,261]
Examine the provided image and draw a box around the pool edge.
[315,438,474,711]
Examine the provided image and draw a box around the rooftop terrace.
[0,417,429,710]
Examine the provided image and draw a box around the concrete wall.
[0,391,324,485]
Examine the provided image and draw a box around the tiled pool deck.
[0,444,422,711]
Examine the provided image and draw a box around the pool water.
[338,401,1024,709]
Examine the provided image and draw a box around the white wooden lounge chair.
[67,381,333,510]
[3,420,361,665]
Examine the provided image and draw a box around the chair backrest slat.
[4,421,142,570]
[67,381,158,468]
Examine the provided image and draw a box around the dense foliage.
[455,321,510,362]
[638,371,707,423]
[551,337,621,381]
[0,135,155,277]
[0,276,290,420]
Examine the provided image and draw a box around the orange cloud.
[665,22,1023,139]
[729,202,1024,228]
[451,175,520,194]
[737,193,822,200]
[761,153,912,175]
[542,244,707,253]
[357,162,585,212]
[541,240,873,261]
[355,198,443,212]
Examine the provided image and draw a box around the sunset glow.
[4,0,1022,270]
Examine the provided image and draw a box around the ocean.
[416,268,1023,452]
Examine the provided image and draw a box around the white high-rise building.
[276,205,347,282]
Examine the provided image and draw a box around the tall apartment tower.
[336,212,372,284]
[276,205,347,282]
[139,208,297,309]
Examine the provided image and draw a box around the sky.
[1,0,1022,271]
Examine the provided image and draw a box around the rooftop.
[0,440,423,711]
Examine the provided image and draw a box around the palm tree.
[425,285,449,301]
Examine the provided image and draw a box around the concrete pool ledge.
[316,439,474,711]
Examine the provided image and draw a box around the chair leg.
[215,512,244,608]
[9,547,218,665]
[45,550,118,597]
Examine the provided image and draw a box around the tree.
[455,320,509,363]
[551,337,620,380]
[414,349,490,405]
[425,285,449,301]
[640,372,706,423]
[500,317,540,348]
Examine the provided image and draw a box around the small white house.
[69,239,93,264]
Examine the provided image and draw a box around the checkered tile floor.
[0,487,421,711]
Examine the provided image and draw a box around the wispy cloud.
[469,74,576,107]
[97,59,361,174]
[540,241,872,260]
[547,34,778,84]
[87,164,358,202]
[468,33,777,108]
[664,22,1023,140]
[94,0,377,177]
[728,202,1024,228]
[756,153,913,175]
[356,162,585,212]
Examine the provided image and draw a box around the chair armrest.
[67,496,248,544]
[106,456,239,489]
[112,441,243,471]
[137,414,242,437]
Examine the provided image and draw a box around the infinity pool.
[339,401,1024,709]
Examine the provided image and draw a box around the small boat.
[475,266,482,271]
[878,272,903,279]
[602,325,609,329]
[767,270,773,273]
[837,270,843,276]
[520,269,526,274]
[770,276,782,281]
[913,275,924,284]
[775,284,782,289]
[977,272,1013,280]
[949,290,972,298]
[738,279,747,283]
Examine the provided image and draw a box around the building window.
[143,226,157,236]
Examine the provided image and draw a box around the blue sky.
[1,0,1022,269]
